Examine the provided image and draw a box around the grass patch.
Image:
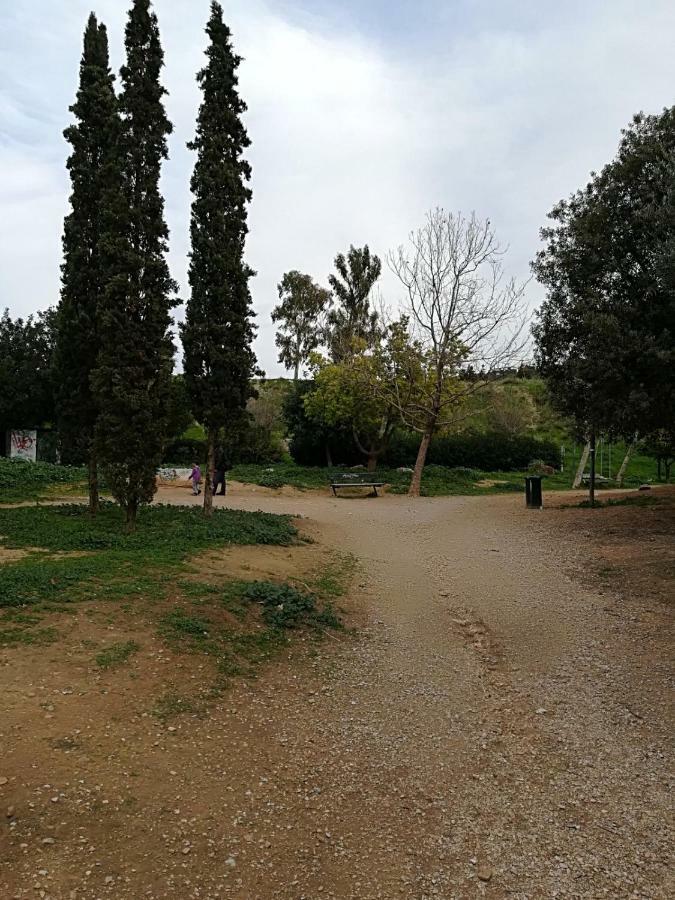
[0,458,89,502]
[575,494,663,509]
[0,624,58,647]
[95,640,140,669]
[0,502,297,610]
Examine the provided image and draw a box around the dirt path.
[1,488,672,898]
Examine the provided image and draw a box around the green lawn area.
[0,458,89,502]
[230,450,662,497]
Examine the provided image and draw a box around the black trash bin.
[525,475,543,509]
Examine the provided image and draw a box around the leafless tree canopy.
[389,208,527,381]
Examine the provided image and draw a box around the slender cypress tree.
[54,14,118,515]
[181,2,258,516]
[93,0,177,531]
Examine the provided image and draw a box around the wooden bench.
[330,473,385,497]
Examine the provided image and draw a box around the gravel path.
[146,487,672,899]
[2,488,672,898]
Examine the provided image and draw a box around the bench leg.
[331,486,337,496]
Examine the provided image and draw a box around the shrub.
[242,581,340,630]
[382,430,559,471]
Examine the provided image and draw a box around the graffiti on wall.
[10,430,37,462]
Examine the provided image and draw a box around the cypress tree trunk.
[203,427,215,517]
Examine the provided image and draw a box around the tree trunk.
[88,450,99,517]
[572,442,590,489]
[589,431,596,508]
[367,451,377,473]
[293,359,299,381]
[409,428,433,497]
[657,458,662,480]
[615,437,636,486]
[203,427,215,517]
[125,501,138,533]
[665,459,672,482]
[325,443,333,468]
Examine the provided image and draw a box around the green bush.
[382,430,560,471]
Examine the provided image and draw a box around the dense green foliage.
[181,2,258,514]
[0,308,55,435]
[54,14,118,497]
[93,0,177,529]
[533,108,675,438]
[272,271,332,379]
[326,245,381,360]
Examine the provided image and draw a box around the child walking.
[188,463,202,495]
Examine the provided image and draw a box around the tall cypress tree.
[93,0,177,531]
[54,14,118,515]
[181,2,258,516]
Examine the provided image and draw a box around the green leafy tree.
[304,356,395,472]
[181,2,258,516]
[532,108,675,444]
[0,308,55,437]
[271,271,331,380]
[326,245,381,361]
[54,14,119,511]
[643,430,675,481]
[93,0,177,531]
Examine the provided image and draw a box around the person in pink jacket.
[188,463,202,495]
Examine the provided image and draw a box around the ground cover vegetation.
[0,500,346,711]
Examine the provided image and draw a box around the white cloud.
[1,0,674,371]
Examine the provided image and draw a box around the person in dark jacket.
[212,450,228,496]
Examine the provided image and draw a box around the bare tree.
[387,209,527,496]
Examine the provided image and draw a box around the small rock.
[104,875,114,884]
[535,707,547,715]
[7,806,15,818]
[0,777,8,786]
[477,866,493,882]
[41,838,55,845]
[225,856,236,868]
[181,846,191,855]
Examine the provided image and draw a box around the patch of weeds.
[312,553,356,599]
[160,609,211,641]
[153,691,206,722]
[0,625,58,647]
[242,581,342,630]
[576,494,663,509]
[95,640,140,670]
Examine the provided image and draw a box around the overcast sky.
[1,0,674,375]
